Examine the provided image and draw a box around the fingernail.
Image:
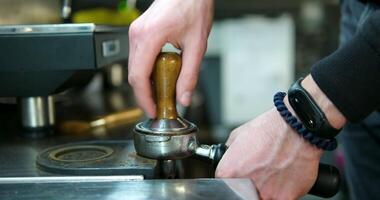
[180,91,192,106]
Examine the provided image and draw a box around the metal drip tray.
[36,140,158,178]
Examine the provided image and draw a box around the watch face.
[288,78,340,139]
[289,89,323,132]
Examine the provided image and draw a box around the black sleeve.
[311,10,380,122]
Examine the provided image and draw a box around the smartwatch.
[288,78,341,139]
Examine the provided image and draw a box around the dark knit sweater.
[311,11,380,122]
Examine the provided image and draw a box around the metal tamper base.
[134,117,198,160]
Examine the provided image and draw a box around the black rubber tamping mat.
[36,140,158,178]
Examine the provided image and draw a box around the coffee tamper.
[134,52,225,170]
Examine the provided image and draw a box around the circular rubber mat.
[48,145,113,162]
[36,140,157,177]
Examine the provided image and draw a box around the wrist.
[272,105,324,157]
[301,75,347,130]
[275,92,338,150]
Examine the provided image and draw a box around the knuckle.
[128,74,141,87]
[129,21,162,47]
[189,42,207,59]
[179,72,198,89]
[129,21,143,39]
[229,128,240,138]
[146,19,160,31]
[129,19,160,39]
[230,128,238,135]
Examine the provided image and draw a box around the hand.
[128,0,214,118]
[216,75,346,199]
[216,108,323,199]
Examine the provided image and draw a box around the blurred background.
[0,0,346,199]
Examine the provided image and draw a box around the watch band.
[288,78,341,139]
[274,92,337,151]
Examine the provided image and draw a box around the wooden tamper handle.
[153,52,181,119]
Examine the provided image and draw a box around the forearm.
[311,10,380,122]
[301,76,347,129]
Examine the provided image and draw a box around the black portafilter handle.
[211,143,227,168]
[203,143,340,198]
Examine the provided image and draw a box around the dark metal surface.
[0,82,157,178]
[0,23,128,97]
[0,138,159,178]
[0,23,128,70]
[0,178,258,200]
[36,140,157,178]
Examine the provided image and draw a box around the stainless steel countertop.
[0,178,258,200]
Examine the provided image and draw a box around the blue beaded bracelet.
[273,92,337,151]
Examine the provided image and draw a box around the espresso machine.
[0,23,339,199]
[0,23,129,131]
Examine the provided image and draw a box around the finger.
[176,40,206,106]
[128,23,165,118]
